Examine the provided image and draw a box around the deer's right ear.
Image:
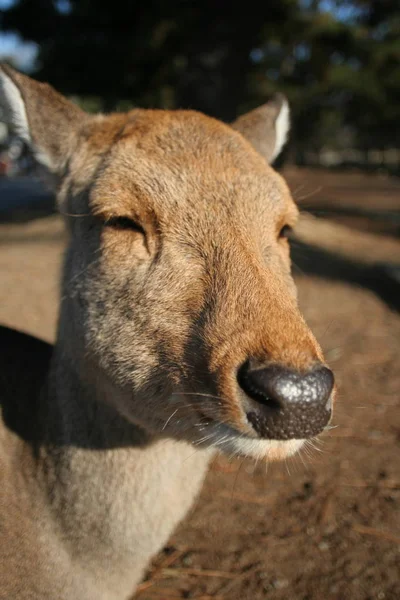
[0,63,88,174]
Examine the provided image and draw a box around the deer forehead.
[80,110,296,230]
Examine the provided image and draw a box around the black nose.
[238,362,334,440]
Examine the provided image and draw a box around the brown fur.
[0,65,332,599]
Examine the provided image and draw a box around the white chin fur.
[227,436,304,461]
[201,423,304,461]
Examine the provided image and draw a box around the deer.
[0,64,334,600]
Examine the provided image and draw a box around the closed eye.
[104,216,145,235]
[279,224,292,239]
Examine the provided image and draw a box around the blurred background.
[0,0,400,172]
[0,2,399,600]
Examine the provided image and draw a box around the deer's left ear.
[0,63,88,174]
[232,93,290,164]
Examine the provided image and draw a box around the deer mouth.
[191,413,305,461]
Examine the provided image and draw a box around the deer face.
[0,66,334,461]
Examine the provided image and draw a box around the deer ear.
[232,93,290,164]
[0,63,88,173]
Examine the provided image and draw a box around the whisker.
[295,184,323,203]
[162,408,179,431]
[61,238,123,301]
[306,440,324,454]
[231,458,246,502]
[59,210,91,218]
[291,260,305,276]
[192,433,216,446]
[172,391,226,403]
[297,448,309,469]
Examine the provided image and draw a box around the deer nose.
[237,362,334,440]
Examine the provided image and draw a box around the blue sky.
[0,0,37,69]
[0,31,38,70]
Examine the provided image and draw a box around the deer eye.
[104,216,145,235]
[279,224,292,239]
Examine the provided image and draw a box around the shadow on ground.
[291,240,400,313]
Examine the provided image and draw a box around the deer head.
[0,65,334,461]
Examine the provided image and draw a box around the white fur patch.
[229,435,304,461]
[0,69,31,143]
[271,98,290,162]
[203,421,304,461]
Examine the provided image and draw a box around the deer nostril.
[237,362,334,440]
[237,364,281,412]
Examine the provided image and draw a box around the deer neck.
[36,345,212,594]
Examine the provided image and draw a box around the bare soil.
[0,168,399,600]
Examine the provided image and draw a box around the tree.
[1,0,399,156]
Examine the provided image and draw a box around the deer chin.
[192,421,305,461]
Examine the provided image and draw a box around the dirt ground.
[0,168,399,600]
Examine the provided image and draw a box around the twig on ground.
[352,524,400,544]
[217,563,261,596]
[218,490,274,505]
[160,567,238,579]
[340,480,399,489]
[135,547,188,594]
